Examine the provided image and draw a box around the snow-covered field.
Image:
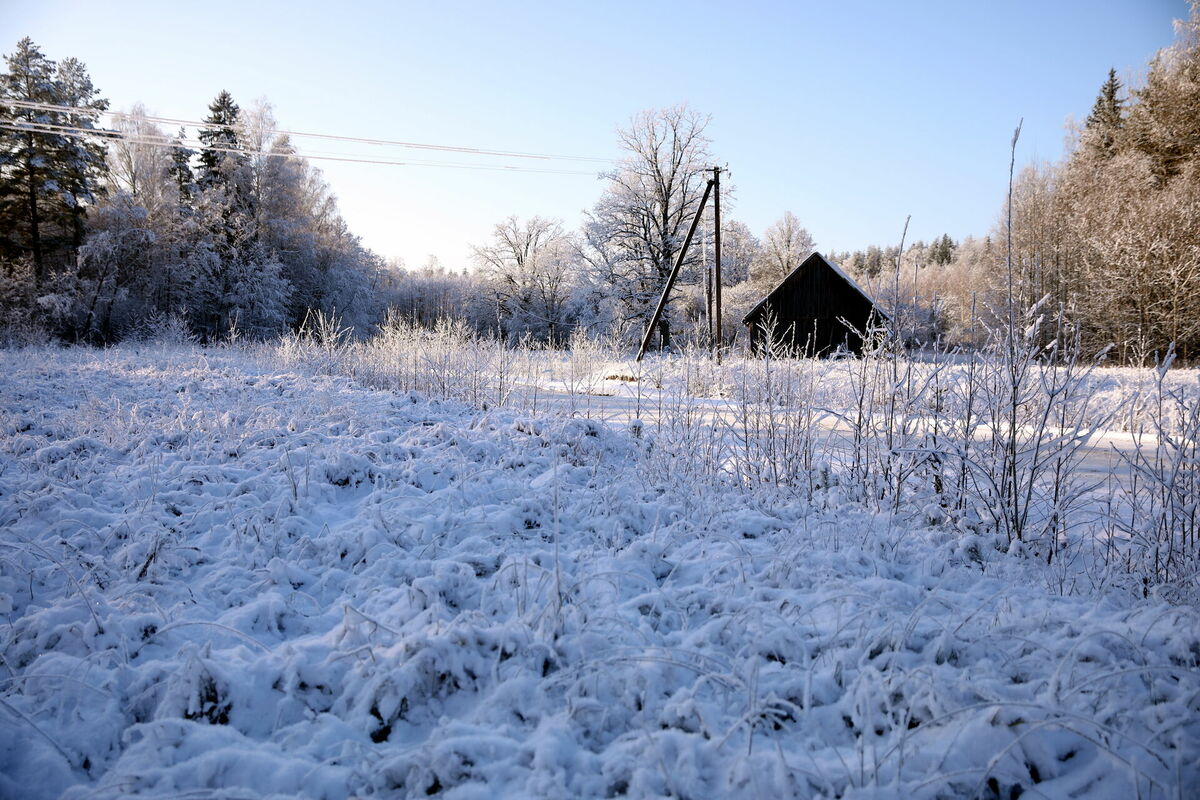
[2,344,1198,799]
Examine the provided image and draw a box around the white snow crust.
[1,345,1197,799]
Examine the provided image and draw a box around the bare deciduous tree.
[107,104,173,219]
[583,104,713,348]
[754,211,815,287]
[473,215,576,344]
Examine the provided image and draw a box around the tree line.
[0,38,383,343]
[832,9,1200,363]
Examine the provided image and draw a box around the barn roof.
[741,251,888,325]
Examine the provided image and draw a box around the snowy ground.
[1,344,1198,799]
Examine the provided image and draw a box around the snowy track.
[1,346,1197,799]
[506,381,1143,482]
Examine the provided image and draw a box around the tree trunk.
[25,137,44,285]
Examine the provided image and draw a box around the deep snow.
[1,345,1197,799]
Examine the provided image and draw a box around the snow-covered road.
[508,379,1139,481]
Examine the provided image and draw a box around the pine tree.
[53,57,109,252]
[1,37,63,281]
[1084,68,1124,154]
[0,37,107,284]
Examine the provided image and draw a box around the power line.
[2,98,617,164]
[0,119,603,175]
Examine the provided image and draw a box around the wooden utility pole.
[636,178,715,362]
[712,166,723,363]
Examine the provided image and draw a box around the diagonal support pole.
[636,178,714,361]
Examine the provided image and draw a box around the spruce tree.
[168,127,195,209]
[197,90,242,188]
[196,90,256,261]
[930,233,955,266]
[1084,68,1124,154]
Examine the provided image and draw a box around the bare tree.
[754,211,815,287]
[717,219,760,285]
[106,104,173,219]
[583,104,713,349]
[472,215,576,344]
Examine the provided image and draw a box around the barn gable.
[742,251,887,355]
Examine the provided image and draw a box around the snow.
[1,344,1197,799]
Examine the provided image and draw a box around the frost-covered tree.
[929,233,955,266]
[717,220,760,286]
[0,38,59,277]
[472,216,577,344]
[53,56,108,253]
[168,128,195,209]
[0,46,388,342]
[384,257,489,331]
[862,245,884,278]
[188,91,278,334]
[583,104,714,348]
[0,38,108,283]
[197,90,243,190]
[1128,8,1200,186]
[107,104,173,218]
[754,211,815,286]
[73,192,154,341]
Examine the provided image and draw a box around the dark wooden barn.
[742,252,887,356]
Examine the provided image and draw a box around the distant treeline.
[0,40,388,343]
[830,9,1200,364]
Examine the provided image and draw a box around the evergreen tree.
[197,90,243,188]
[54,56,109,252]
[0,38,107,284]
[196,90,257,280]
[168,127,195,209]
[0,37,57,279]
[1084,68,1124,154]
[929,233,955,266]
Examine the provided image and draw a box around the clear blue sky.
[2,0,1188,269]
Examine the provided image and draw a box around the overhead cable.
[0,120,602,175]
[2,98,616,164]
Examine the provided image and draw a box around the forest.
[1,5,1198,362]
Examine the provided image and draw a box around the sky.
[2,0,1189,270]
